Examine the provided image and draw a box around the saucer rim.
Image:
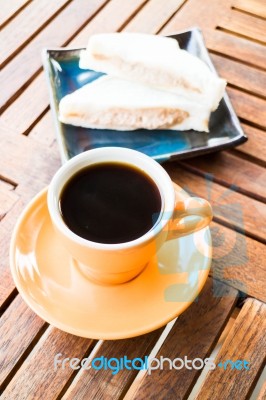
[10,187,212,339]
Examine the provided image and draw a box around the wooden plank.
[69,0,148,46]
[219,9,266,44]
[210,222,266,302]
[0,180,15,191]
[237,123,266,164]
[205,28,266,71]
[0,296,46,388]
[161,0,222,33]
[0,0,30,27]
[211,53,266,98]
[232,0,266,19]
[165,163,266,241]
[0,0,109,112]
[0,0,70,67]
[1,326,95,399]
[0,126,60,186]
[182,151,266,202]
[124,0,186,33]
[195,298,266,400]
[168,162,266,302]
[161,0,266,70]
[1,73,48,135]
[30,112,56,146]
[63,329,164,399]
[257,381,266,400]
[128,279,238,400]
[227,86,266,129]
[0,181,19,221]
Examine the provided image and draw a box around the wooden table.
[1,1,266,399]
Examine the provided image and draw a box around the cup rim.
[47,147,175,250]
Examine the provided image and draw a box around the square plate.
[42,28,247,163]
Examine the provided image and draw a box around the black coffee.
[60,162,162,244]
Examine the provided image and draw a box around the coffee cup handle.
[167,194,213,241]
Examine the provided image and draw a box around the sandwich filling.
[59,76,210,132]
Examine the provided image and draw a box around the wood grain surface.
[0,181,19,222]
[210,53,266,98]
[0,296,47,390]
[195,298,266,400]
[68,0,149,47]
[0,0,266,399]
[237,123,266,165]
[182,152,266,202]
[166,163,266,241]
[219,9,266,44]
[232,0,266,19]
[1,327,95,400]
[0,0,71,68]
[257,382,266,400]
[124,0,186,33]
[227,86,266,130]
[0,0,30,27]
[210,222,266,302]
[63,329,164,400]
[128,279,238,400]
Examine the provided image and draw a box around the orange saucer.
[10,188,212,339]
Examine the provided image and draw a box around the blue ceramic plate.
[42,28,247,163]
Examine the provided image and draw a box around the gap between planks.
[209,48,266,73]
[239,117,266,133]
[187,307,240,399]
[227,82,266,102]
[212,215,266,246]
[195,298,266,399]
[231,6,266,22]
[216,26,266,47]
[156,0,190,34]
[0,0,73,70]
[0,175,18,189]
[179,160,266,204]
[231,0,266,18]
[116,0,150,32]
[0,289,18,318]
[0,323,49,393]
[229,149,266,169]
[55,340,104,400]
[0,0,33,29]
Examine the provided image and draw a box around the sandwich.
[79,33,226,111]
[59,75,211,132]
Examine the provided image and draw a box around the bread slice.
[59,75,211,132]
[79,33,226,111]
[80,32,180,68]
